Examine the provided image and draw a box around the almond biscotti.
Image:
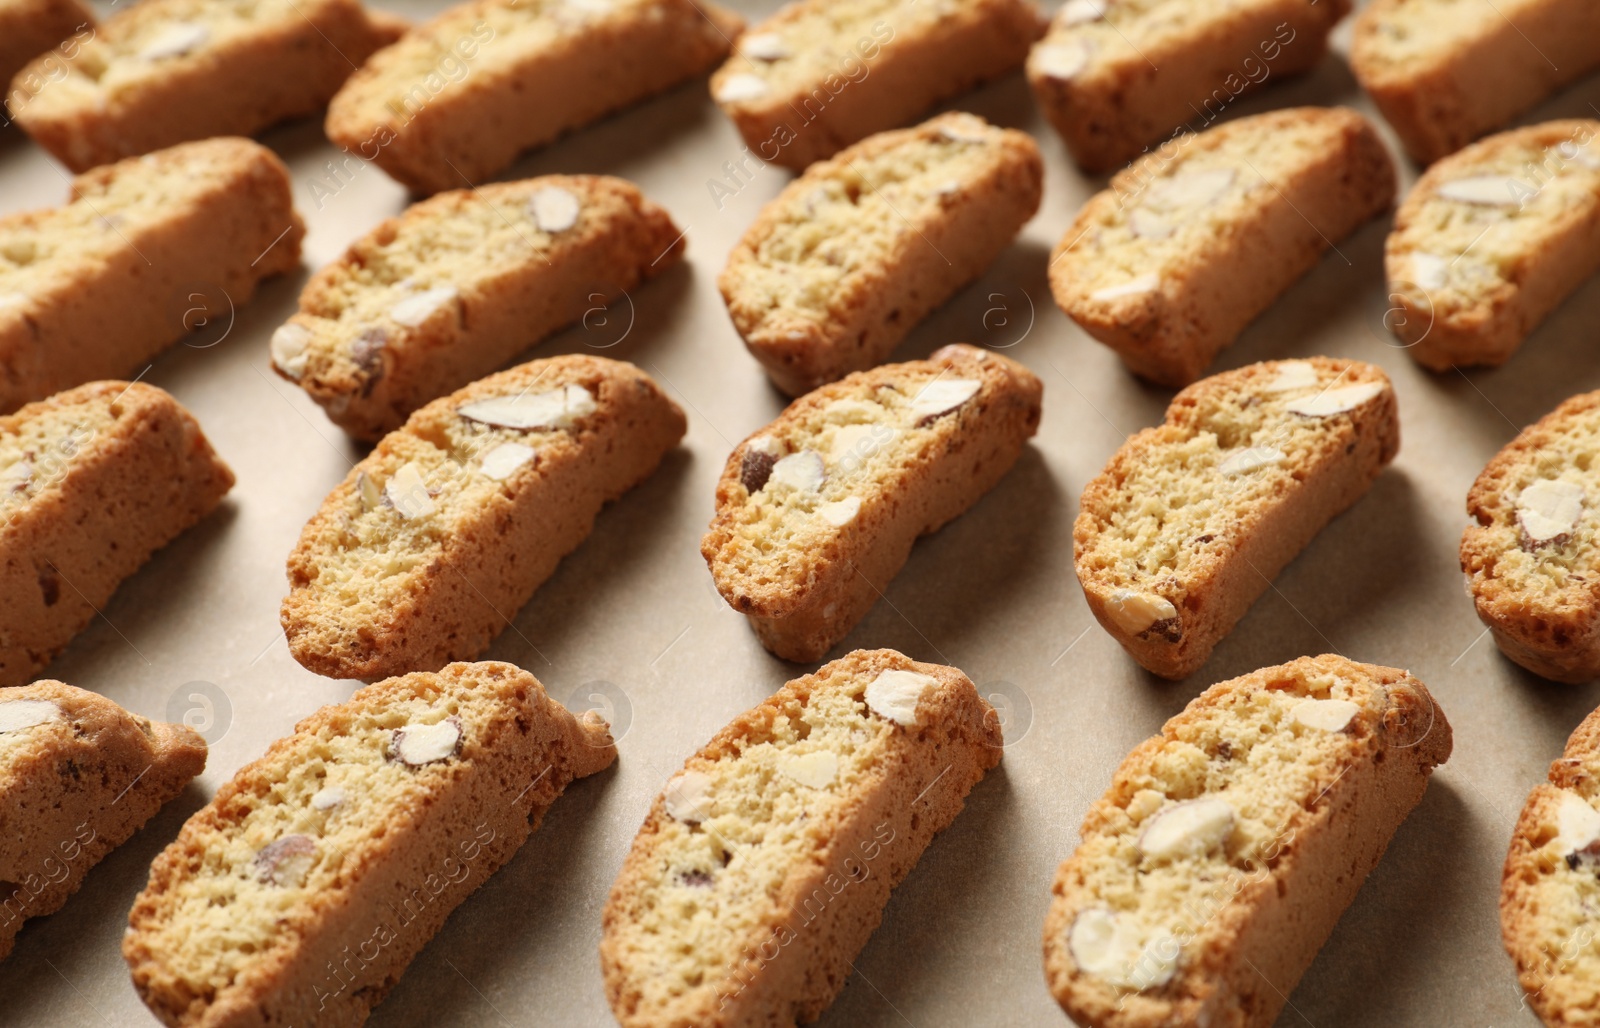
[1386,121,1600,371]
[0,0,93,97]
[720,112,1042,396]
[602,648,1000,1026]
[1044,654,1451,1028]
[1076,358,1399,680]
[1351,0,1600,166]
[1028,0,1351,173]
[125,661,614,1027]
[7,0,403,172]
[702,344,1041,662]
[282,355,685,680]
[0,137,303,412]
[0,382,234,688]
[271,175,683,440]
[1461,390,1600,684]
[1503,707,1600,1025]
[709,0,1043,172]
[326,0,742,195]
[2,681,205,962]
[1049,107,1396,387]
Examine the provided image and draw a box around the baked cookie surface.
[1028,0,1351,173]
[0,381,234,688]
[270,174,683,440]
[326,0,741,194]
[1462,390,1600,684]
[601,648,1000,1027]
[282,355,685,680]
[1352,0,1600,165]
[1045,654,1450,1028]
[1075,358,1398,679]
[701,344,1041,662]
[125,660,615,1027]
[720,112,1042,396]
[0,137,303,412]
[2,680,206,962]
[1049,107,1395,387]
[710,0,1043,171]
[0,0,93,97]
[7,0,402,171]
[1387,120,1600,371]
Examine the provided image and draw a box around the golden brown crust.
[282,355,686,680]
[601,648,1001,1027]
[710,0,1043,172]
[0,0,93,94]
[1351,0,1600,165]
[124,661,615,1027]
[701,344,1041,662]
[719,112,1043,396]
[1049,107,1395,387]
[0,679,206,962]
[0,381,234,688]
[8,0,402,171]
[1027,0,1350,174]
[1074,358,1400,679]
[1044,654,1451,1028]
[326,0,742,195]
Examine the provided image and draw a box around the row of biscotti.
[3,651,1458,1028]
[10,0,1597,190]
[1052,108,1600,386]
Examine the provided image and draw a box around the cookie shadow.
[895,237,1057,365]
[533,257,696,369]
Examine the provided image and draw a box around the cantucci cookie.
[0,137,303,412]
[2,681,205,961]
[0,0,93,96]
[0,382,234,688]
[1075,358,1398,680]
[1502,707,1600,1024]
[709,0,1043,172]
[701,344,1041,662]
[1044,655,1451,1028]
[1461,390,1600,684]
[1351,0,1600,166]
[271,174,683,440]
[1386,121,1600,371]
[282,355,685,680]
[1027,0,1351,173]
[719,112,1043,396]
[7,0,403,172]
[125,661,615,1026]
[1049,107,1395,387]
[601,648,1001,1026]
[326,0,743,195]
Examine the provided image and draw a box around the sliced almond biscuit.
[0,0,94,97]
[7,0,402,172]
[326,0,742,195]
[1049,107,1395,387]
[709,0,1043,172]
[1,680,205,962]
[1045,654,1450,1028]
[601,648,1000,1026]
[0,138,303,413]
[282,355,685,680]
[124,661,614,1026]
[720,112,1042,396]
[701,344,1041,662]
[1352,0,1600,166]
[270,174,683,440]
[0,382,234,688]
[1028,0,1351,174]
[1386,120,1600,371]
[1502,707,1600,1024]
[1075,358,1398,679]
[1461,390,1600,683]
